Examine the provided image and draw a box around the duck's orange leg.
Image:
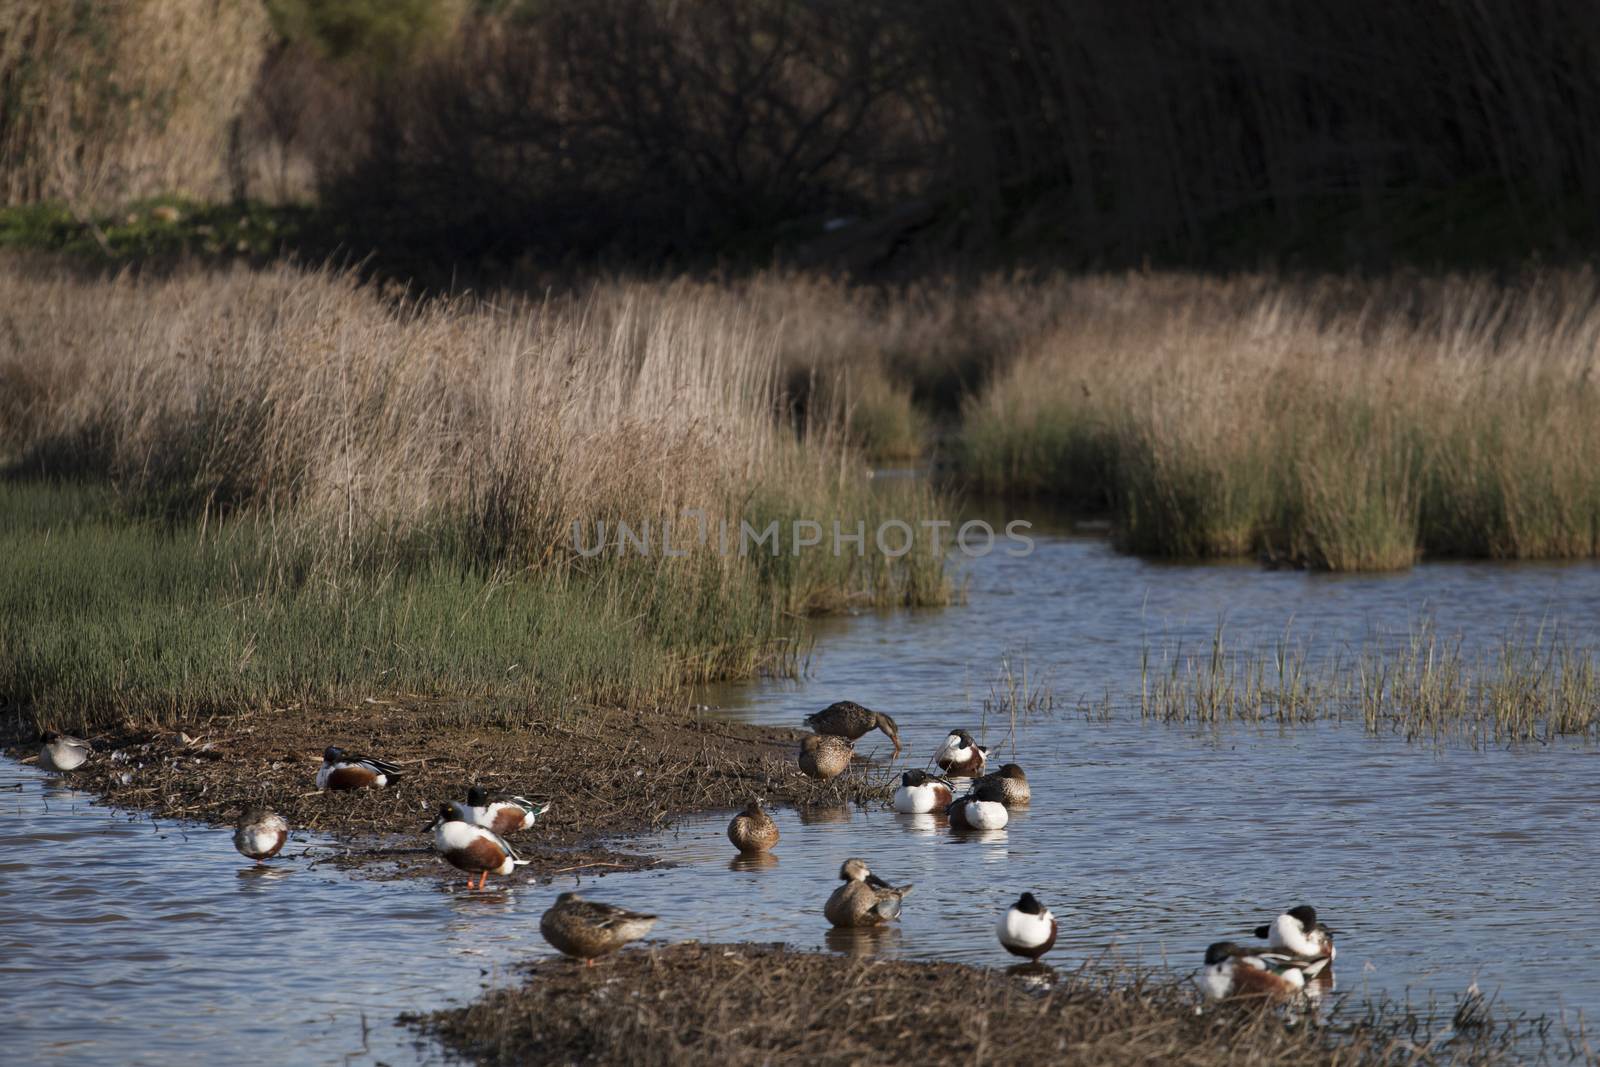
[480,870,492,890]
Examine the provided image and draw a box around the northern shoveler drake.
[824,857,912,928]
[803,701,901,755]
[233,806,289,863]
[891,769,954,814]
[316,746,403,791]
[727,798,780,854]
[540,891,658,964]
[946,778,1009,830]
[38,731,91,772]
[1199,941,1312,1001]
[465,786,551,836]
[975,763,1030,806]
[997,892,1057,961]
[934,729,988,777]
[798,734,853,780]
[427,802,528,890]
[1253,904,1335,975]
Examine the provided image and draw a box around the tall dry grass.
[0,262,949,727]
[960,271,1600,570]
[0,2,273,207]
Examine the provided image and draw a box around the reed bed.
[961,271,1600,570]
[0,263,948,730]
[1137,625,1600,744]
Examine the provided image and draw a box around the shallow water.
[5,532,1600,1064]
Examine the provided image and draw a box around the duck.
[1199,941,1313,1001]
[824,857,912,928]
[1252,904,1335,975]
[934,730,988,777]
[38,731,92,772]
[233,806,289,863]
[540,891,658,964]
[465,786,551,836]
[947,778,1009,830]
[975,763,1030,806]
[997,892,1057,961]
[798,734,853,780]
[427,802,528,890]
[316,746,403,791]
[891,769,954,814]
[804,701,901,755]
[727,798,779,853]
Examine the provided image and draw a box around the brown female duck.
[727,798,780,853]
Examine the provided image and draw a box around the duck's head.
[839,857,872,882]
[743,798,767,817]
[1204,941,1245,966]
[900,769,929,787]
[970,777,1008,803]
[1014,892,1046,915]
[998,763,1027,781]
[874,712,901,755]
[1287,904,1318,931]
[39,729,61,744]
[555,891,583,905]
[466,785,489,807]
[800,734,823,752]
[952,729,976,748]
[425,801,466,832]
[322,745,347,763]
[237,804,271,826]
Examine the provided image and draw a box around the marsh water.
[6,525,1600,1064]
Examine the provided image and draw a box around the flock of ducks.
[34,709,1338,997]
[779,700,1337,999]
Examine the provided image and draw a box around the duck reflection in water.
[797,804,852,826]
[728,851,780,872]
[825,925,902,959]
[235,864,294,887]
[893,812,944,837]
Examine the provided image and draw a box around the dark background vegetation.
[5,0,1600,281]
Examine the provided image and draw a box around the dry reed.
[962,271,1600,569]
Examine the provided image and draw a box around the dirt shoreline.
[2,701,892,879]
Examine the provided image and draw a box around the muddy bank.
[2,702,891,879]
[411,941,1539,1067]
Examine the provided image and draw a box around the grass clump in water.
[1138,623,1600,743]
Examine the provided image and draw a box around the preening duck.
[803,701,901,755]
[465,786,551,836]
[934,730,988,777]
[540,891,658,963]
[38,731,92,772]
[428,802,528,890]
[974,763,1030,806]
[1199,941,1313,1001]
[727,798,780,854]
[798,734,853,780]
[824,857,913,928]
[232,806,289,863]
[997,892,1057,961]
[1253,904,1335,976]
[892,769,954,814]
[316,746,403,791]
